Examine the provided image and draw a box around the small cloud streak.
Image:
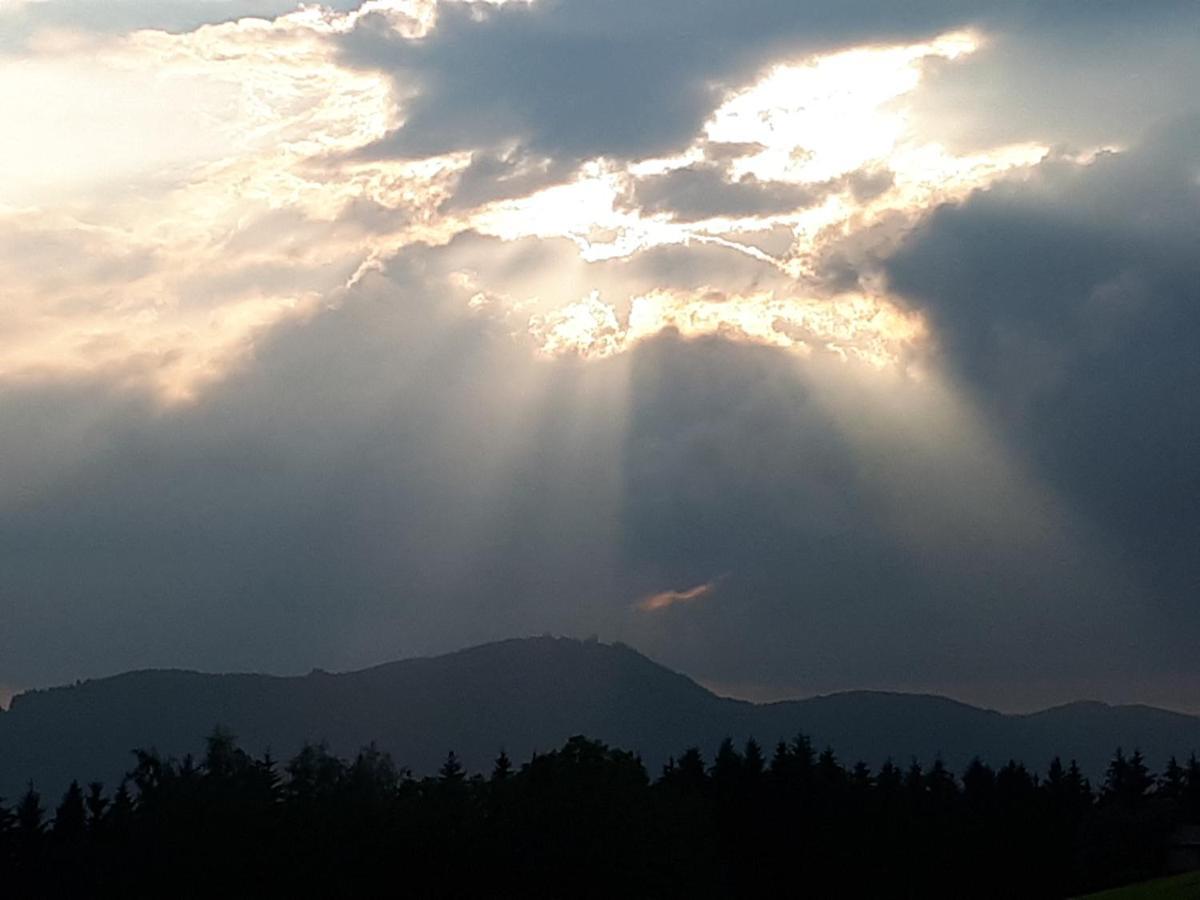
[637,579,720,613]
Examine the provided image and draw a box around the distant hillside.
[2,636,1198,798]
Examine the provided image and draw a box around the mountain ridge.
[2,636,1197,798]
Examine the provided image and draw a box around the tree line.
[2,729,1198,898]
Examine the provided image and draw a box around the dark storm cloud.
[811,209,913,293]
[843,168,895,203]
[886,116,1200,633]
[907,14,1200,154]
[340,0,1194,168]
[613,331,1150,694]
[619,160,896,224]
[0,244,631,685]
[0,228,1153,704]
[437,147,578,212]
[620,161,830,223]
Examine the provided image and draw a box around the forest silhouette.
[2,728,1199,898]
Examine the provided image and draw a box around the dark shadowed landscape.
[3,637,1200,799]
[3,638,1200,896]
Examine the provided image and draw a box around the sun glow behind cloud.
[0,4,1052,399]
[528,288,926,368]
[0,5,448,399]
[472,30,1046,365]
[708,31,981,182]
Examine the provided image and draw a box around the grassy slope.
[1078,871,1200,899]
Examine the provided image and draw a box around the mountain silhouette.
[2,636,1197,797]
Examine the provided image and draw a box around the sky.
[1,0,1198,713]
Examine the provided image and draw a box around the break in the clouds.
[0,0,1197,712]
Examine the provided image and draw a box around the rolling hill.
[2,636,1198,798]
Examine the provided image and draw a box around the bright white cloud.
[0,5,460,399]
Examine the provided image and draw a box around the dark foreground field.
[1079,871,1200,899]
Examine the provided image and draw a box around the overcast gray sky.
[1,0,1197,712]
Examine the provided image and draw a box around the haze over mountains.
[2,637,1197,799]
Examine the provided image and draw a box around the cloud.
[619,160,895,226]
[0,11,1060,396]
[0,0,365,51]
[885,115,1200,636]
[436,146,578,212]
[0,240,1150,702]
[908,7,1200,154]
[339,0,1194,166]
[0,7,449,398]
[621,161,831,224]
[1,0,1198,714]
[637,579,720,613]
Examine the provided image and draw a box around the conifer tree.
[16,784,44,838]
[439,750,465,784]
[52,780,86,840]
[84,782,108,832]
[0,795,12,835]
[711,737,742,789]
[743,739,765,779]
[491,749,513,782]
[1160,755,1186,801]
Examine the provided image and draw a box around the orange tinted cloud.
[637,580,719,613]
